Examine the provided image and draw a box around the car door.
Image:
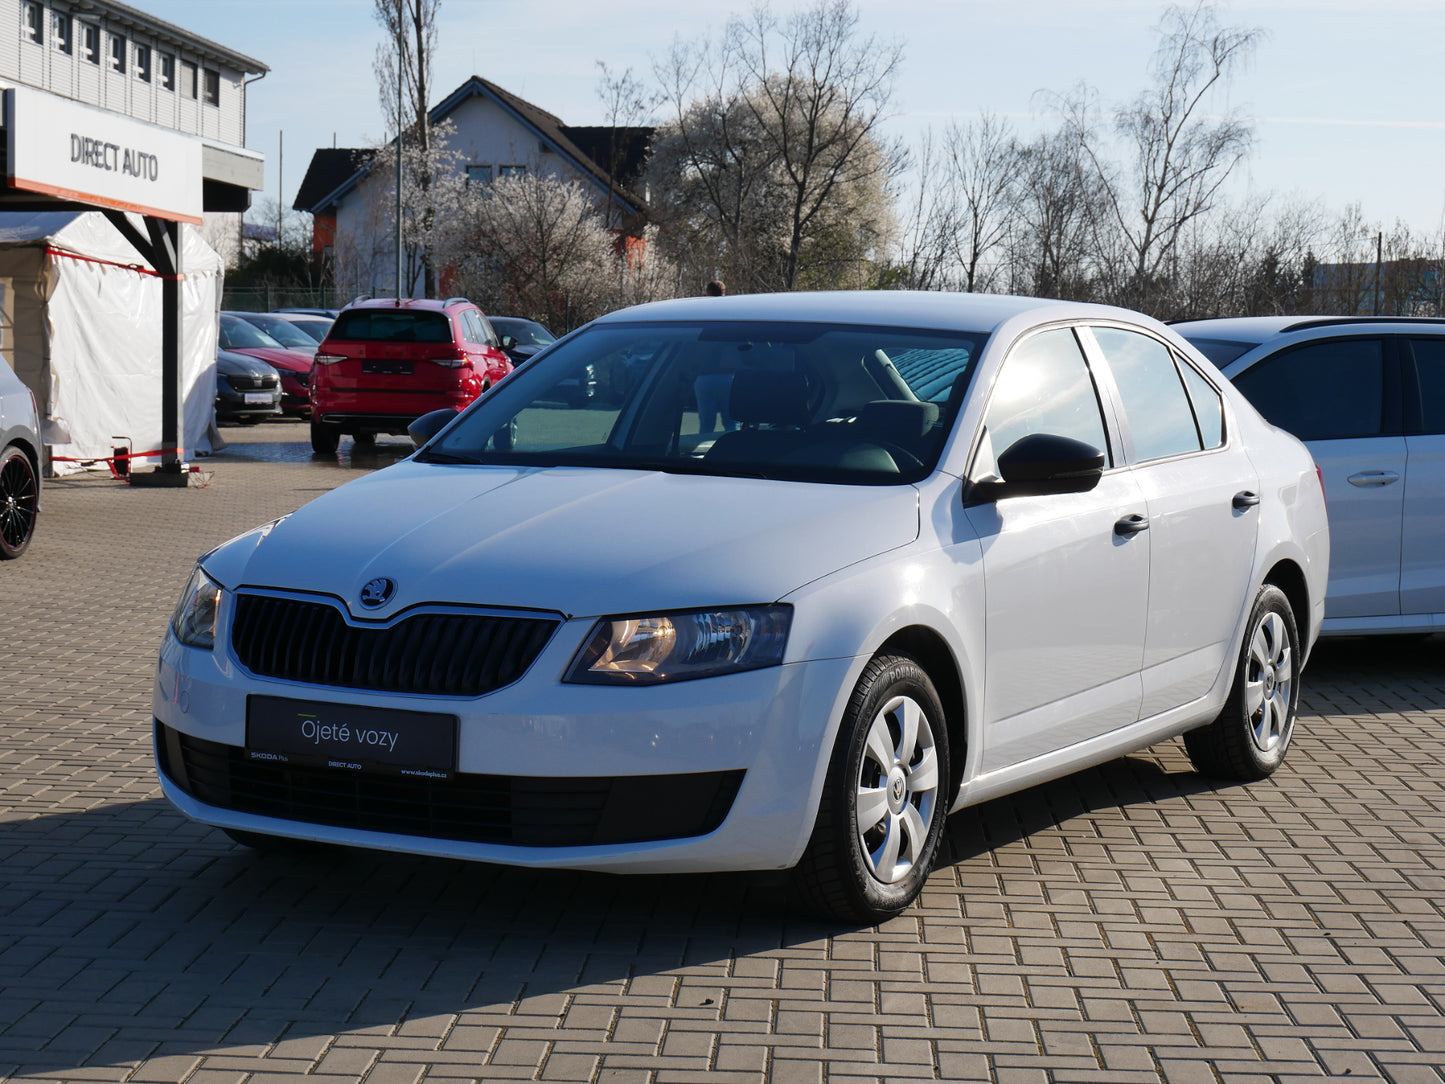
[964,326,1149,774]
[1085,326,1260,718]
[1230,337,1404,621]
[1402,337,1445,619]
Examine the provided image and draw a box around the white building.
[294,75,651,297]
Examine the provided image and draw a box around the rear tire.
[792,654,950,923]
[1184,584,1300,781]
[351,430,375,447]
[310,421,341,455]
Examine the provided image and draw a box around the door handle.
[1346,471,1400,487]
[1232,490,1260,509]
[1114,513,1150,536]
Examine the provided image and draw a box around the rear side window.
[329,310,452,344]
[1092,327,1201,461]
[1232,339,1385,441]
[1407,338,1445,434]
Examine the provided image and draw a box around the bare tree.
[889,129,960,291]
[595,62,656,229]
[374,0,442,293]
[1006,125,1110,301]
[649,0,901,293]
[943,112,1017,293]
[1059,2,1260,310]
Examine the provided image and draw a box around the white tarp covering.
[0,211,222,474]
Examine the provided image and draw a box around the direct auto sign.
[4,86,202,223]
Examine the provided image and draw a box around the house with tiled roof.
[293,75,652,294]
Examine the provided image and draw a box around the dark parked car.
[218,314,314,417]
[215,349,283,425]
[226,311,320,356]
[0,361,41,559]
[491,316,595,405]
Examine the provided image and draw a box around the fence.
[221,286,343,313]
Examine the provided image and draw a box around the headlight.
[171,566,222,649]
[565,605,792,685]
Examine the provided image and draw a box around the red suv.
[309,297,514,454]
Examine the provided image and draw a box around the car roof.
[594,291,1157,336]
[343,298,471,313]
[1173,314,1445,345]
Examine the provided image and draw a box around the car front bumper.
[153,620,853,874]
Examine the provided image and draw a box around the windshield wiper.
[414,449,483,464]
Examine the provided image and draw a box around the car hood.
[216,349,277,378]
[232,346,311,373]
[206,462,920,618]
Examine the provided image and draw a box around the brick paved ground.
[2,421,1443,1084]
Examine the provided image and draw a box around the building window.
[54,12,72,54]
[466,165,493,184]
[181,60,197,99]
[160,53,175,90]
[109,33,125,73]
[499,165,526,179]
[23,2,42,44]
[203,68,220,106]
[135,43,151,82]
[82,23,99,63]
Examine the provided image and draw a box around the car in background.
[491,316,596,406]
[272,307,341,320]
[157,291,1329,922]
[0,361,41,560]
[1175,316,1445,637]
[214,349,283,425]
[226,311,320,356]
[265,312,334,344]
[218,314,314,418]
[307,297,513,454]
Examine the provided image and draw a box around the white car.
[1175,316,1444,636]
[1,361,41,560]
[156,292,1329,922]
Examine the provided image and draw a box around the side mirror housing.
[970,433,1105,502]
[408,408,458,449]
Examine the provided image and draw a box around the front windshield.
[492,318,555,347]
[243,315,317,349]
[219,316,282,350]
[424,320,986,484]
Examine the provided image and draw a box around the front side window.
[203,68,220,105]
[984,327,1110,468]
[1092,326,1202,462]
[24,2,43,44]
[1232,338,1386,441]
[109,33,125,73]
[217,316,281,351]
[424,321,987,485]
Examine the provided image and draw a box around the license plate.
[243,392,273,404]
[246,695,457,778]
[362,359,414,375]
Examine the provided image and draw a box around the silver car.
[0,363,41,560]
[1175,316,1445,636]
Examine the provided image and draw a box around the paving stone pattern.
[2,424,1444,1084]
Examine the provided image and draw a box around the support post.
[128,215,191,487]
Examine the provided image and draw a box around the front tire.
[1,444,38,560]
[1184,584,1300,781]
[793,654,950,923]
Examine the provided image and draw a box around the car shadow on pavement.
[2,745,1245,1078]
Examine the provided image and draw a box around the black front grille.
[158,723,745,847]
[231,594,557,697]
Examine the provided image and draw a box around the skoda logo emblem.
[359,577,397,608]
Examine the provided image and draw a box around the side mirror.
[408,408,457,449]
[971,433,1105,501]
[499,334,517,351]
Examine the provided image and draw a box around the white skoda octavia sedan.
[156,292,1329,922]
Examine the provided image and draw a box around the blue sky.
[143,0,1445,241]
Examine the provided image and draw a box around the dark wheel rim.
[854,694,940,884]
[1,450,38,553]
